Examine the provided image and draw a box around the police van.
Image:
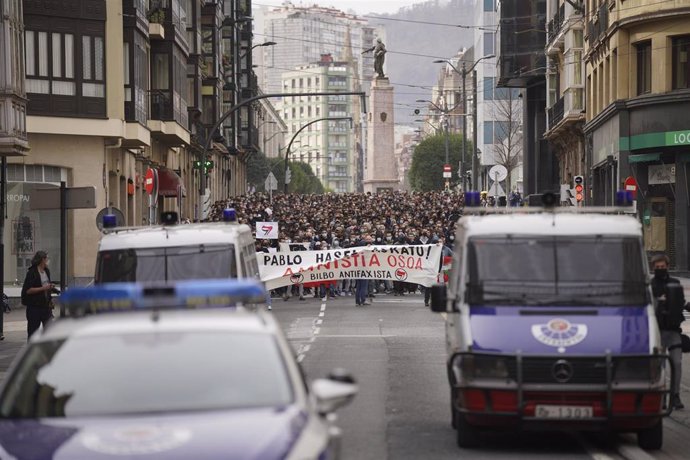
[95,209,259,284]
[429,195,672,450]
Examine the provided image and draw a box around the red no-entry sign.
[443,164,451,178]
[145,168,159,195]
[624,176,637,199]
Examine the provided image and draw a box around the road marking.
[441,313,447,320]
[297,354,305,363]
[314,327,321,335]
[573,434,616,460]
[320,304,326,312]
[319,311,325,317]
[316,319,323,325]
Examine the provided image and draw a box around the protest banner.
[257,244,443,289]
[255,222,279,239]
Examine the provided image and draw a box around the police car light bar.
[223,207,238,222]
[463,206,636,215]
[61,279,267,316]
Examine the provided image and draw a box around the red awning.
[158,168,186,197]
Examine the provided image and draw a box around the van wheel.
[456,414,481,448]
[637,419,663,450]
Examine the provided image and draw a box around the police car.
[0,280,357,459]
[95,209,259,283]
[429,194,671,450]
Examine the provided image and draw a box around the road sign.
[30,186,97,210]
[443,164,451,179]
[145,168,158,195]
[624,176,638,199]
[489,164,508,182]
[265,172,278,191]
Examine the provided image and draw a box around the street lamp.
[434,53,495,191]
[283,116,353,193]
[240,41,277,59]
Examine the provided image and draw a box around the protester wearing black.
[650,254,688,410]
[21,251,56,340]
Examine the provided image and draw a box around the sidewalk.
[0,305,26,381]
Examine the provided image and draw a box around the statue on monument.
[362,38,387,78]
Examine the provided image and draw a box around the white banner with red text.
[257,244,443,289]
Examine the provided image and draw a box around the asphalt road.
[271,291,690,460]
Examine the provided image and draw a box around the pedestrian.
[21,250,56,340]
[650,254,688,410]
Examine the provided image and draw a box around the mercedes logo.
[552,359,574,383]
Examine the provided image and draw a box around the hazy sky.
[253,0,429,15]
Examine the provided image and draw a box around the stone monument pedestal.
[363,77,398,193]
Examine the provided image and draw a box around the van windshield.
[467,236,648,306]
[96,245,237,283]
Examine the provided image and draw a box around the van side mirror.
[429,284,447,313]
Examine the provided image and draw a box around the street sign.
[488,164,508,182]
[624,176,638,199]
[145,168,158,195]
[265,172,278,191]
[30,186,97,210]
[443,164,451,179]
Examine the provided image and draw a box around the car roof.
[35,309,278,342]
[98,222,254,251]
[459,213,642,238]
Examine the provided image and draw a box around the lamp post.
[283,116,353,193]
[433,53,495,191]
[240,41,277,59]
[198,91,366,221]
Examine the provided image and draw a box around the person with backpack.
[21,251,57,339]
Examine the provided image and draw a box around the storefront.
[586,99,690,269]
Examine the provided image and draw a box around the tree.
[408,133,471,191]
[261,158,325,194]
[246,151,272,192]
[489,90,522,195]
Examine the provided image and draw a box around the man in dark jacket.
[650,254,688,410]
[21,250,56,339]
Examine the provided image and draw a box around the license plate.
[534,405,593,419]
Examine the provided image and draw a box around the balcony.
[586,2,608,45]
[546,3,565,49]
[147,90,190,146]
[547,95,564,131]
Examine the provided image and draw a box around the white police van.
[430,194,672,450]
[95,209,259,284]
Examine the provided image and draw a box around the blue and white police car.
[430,199,671,450]
[0,280,357,459]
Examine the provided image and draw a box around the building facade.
[2,0,258,288]
[584,0,690,269]
[544,0,586,196]
[497,0,552,197]
[281,58,355,193]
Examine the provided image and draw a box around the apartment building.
[281,58,355,193]
[584,0,690,268]
[544,0,586,190]
[2,0,261,287]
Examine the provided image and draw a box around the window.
[483,0,495,11]
[483,121,494,144]
[483,77,494,100]
[82,35,105,97]
[672,36,690,90]
[152,54,170,90]
[483,32,494,56]
[574,51,583,85]
[25,30,75,95]
[573,29,584,49]
[636,41,651,95]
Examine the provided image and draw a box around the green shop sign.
[622,129,690,151]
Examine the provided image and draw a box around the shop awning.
[158,168,186,197]
[628,153,661,164]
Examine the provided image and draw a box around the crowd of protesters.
[209,191,462,304]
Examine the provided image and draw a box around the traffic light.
[573,175,584,204]
[193,160,214,171]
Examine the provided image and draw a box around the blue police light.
[223,207,237,222]
[61,279,267,316]
[102,214,118,229]
[465,191,481,207]
[615,190,634,206]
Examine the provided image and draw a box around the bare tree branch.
[489,90,523,193]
